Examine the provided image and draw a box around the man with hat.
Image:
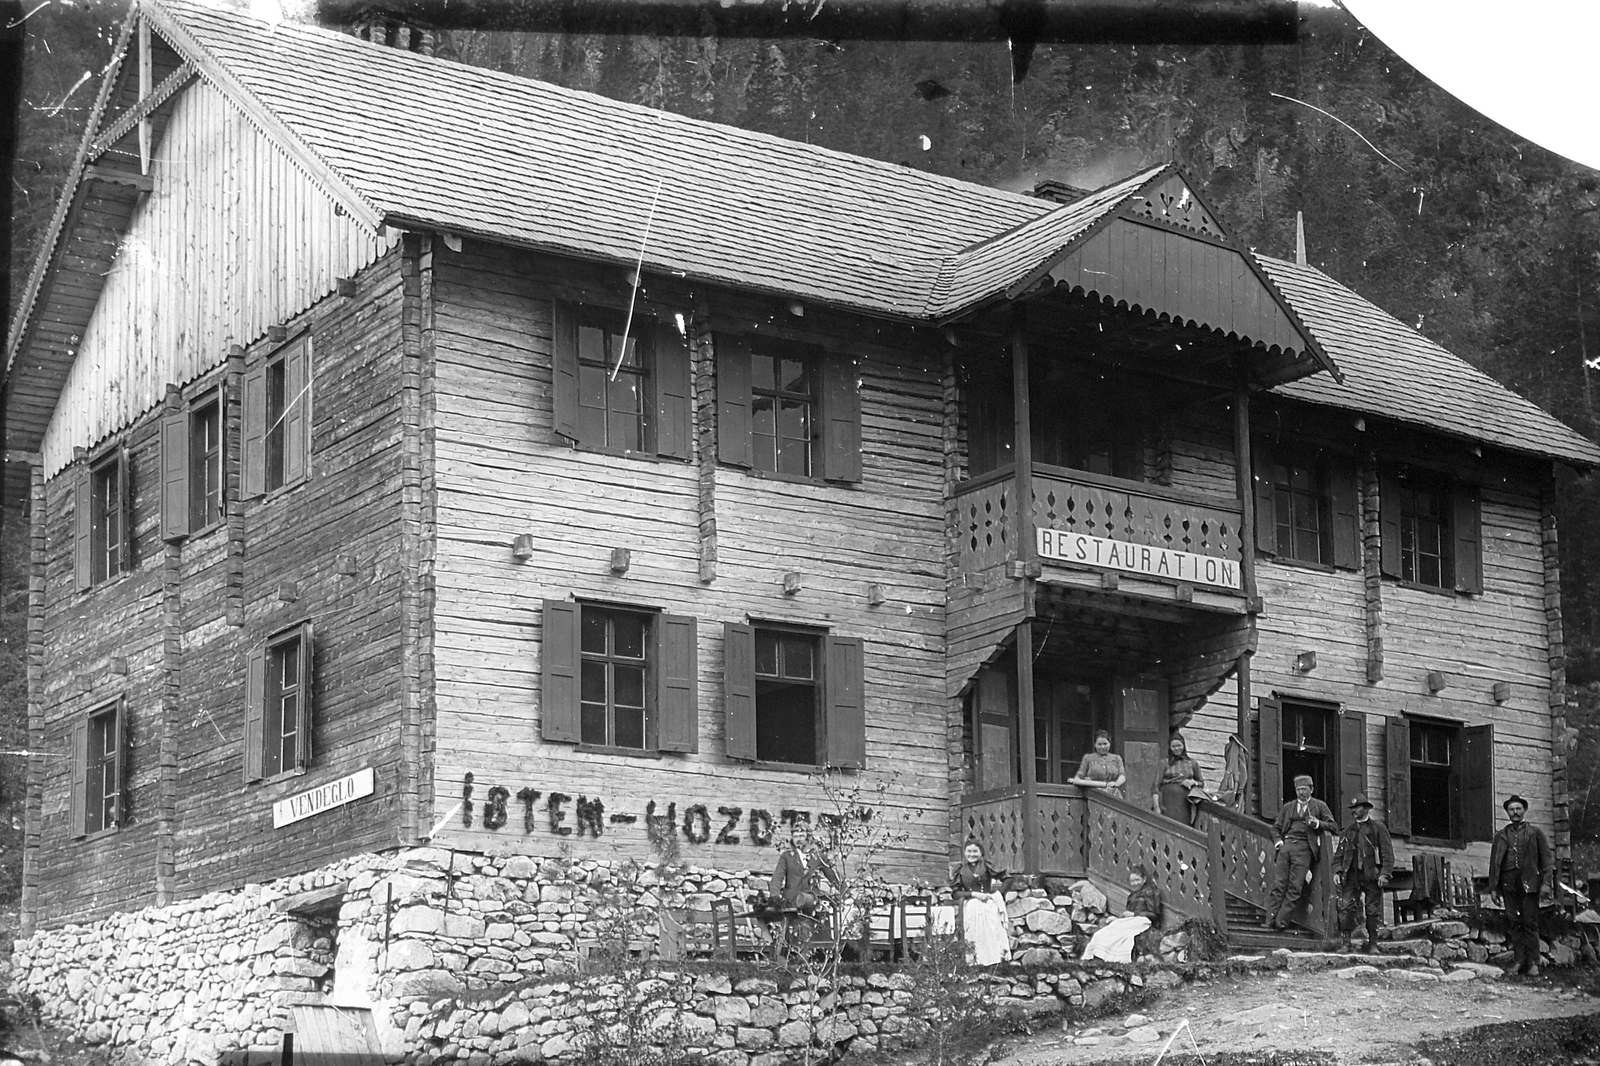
[1488,794,1551,976]
[1265,774,1337,930]
[1332,793,1393,953]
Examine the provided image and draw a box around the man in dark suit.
[1489,794,1552,976]
[1266,774,1337,930]
[1333,793,1393,953]
[768,821,839,956]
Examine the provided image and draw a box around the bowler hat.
[1348,793,1374,809]
[1503,794,1530,812]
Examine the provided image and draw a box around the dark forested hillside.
[7,1,1600,862]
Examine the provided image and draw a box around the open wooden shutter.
[244,646,266,783]
[1329,457,1361,570]
[1385,716,1411,836]
[294,622,315,770]
[161,407,189,541]
[1453,482,1483,594]
[1258,697,1283,816]
[654,321,692,460]
[1378,469,1402,578]
[283,339,310,484]
[551,301,580,443]
[540,599,581,743]
[820,352,862,483]
[242,364,267,498]
[115,697,129,828]
[716,335,752,468]
[1463,724,1494,842]
[656,614,698,753]
[73,465,92,591]
[1253,442,1276,555]
[1338,709,1367,815]
[118,448,135,572]
[825,635,866,769]
[70,717,89,838]
[723,623,756,760]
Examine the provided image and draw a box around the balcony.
[954,464,1248,611]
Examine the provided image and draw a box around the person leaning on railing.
[1068,730,1127,799]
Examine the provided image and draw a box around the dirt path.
[988,966,1600,1065]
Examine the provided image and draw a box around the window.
[1258,698,1368,816]
[754,629,820,764]
[71,700,125,838]
[161,390,225,540]
[551,302,691,460]
[540,600,698,753]
[1033,676,1109,785]
[74,449,130,590]
[716,334,861,483]
[724,622,864,768]
[243,335,312,497]
[1384,716,1494,842]
[244,623,314,782]
[1252,442,1359,568]
[1379,467,1482,593]
[581,606,651,749]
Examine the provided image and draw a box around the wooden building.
[7,0,1596,939]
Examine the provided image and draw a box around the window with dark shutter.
[824,635,866,768]
[1253,443,1277,556]
[245,625,313,783]
[727,624,866,768]
[161,406,190,541]
[242,365,267,498]
[656,614,698,753]
[578,606,652,749]
[550,302,692,461]
[654,321,693,461]
[73,466,92,591]
[84,700,124,835]
[190,393,224,531]
[243,337,312,497]
[76,450,130,586]
[820,352,862,483]
[1328,460,1361,570]
[717,334,862,483]
[540,599,582,743]
[69,717,89,839]
[1338,710,1367,814]
[1463,724,1494,842]
[723,623,757,760]
[717,335,753,468]
[1379,466,1481,592]
[1452,483,1483,594]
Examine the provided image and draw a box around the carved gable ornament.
[1120,175,1224,240]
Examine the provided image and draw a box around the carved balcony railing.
[952,465,1245,594]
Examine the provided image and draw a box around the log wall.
[39,79,395,479]
[425,240,952,881]
[29,253,411,929]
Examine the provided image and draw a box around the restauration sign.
[273,767,376,828]
[1037,527,1241,591]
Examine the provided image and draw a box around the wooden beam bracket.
[87,60,197,161]
[83,165,153,192]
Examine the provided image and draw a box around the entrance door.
[1033,677,1109,784]
[1116,677,1169,811]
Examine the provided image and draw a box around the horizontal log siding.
[428,242,951,881]
[40,80,395,478]
[31,255,410,927]
[1238,475,1554,868]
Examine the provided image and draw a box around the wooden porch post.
[1232,381,1255,743]
[1011,324,1040,873]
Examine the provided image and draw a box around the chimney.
[1295,210,1307,267]
[349,9,437,56]
[1031,180,1093,206]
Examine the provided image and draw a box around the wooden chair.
[895,894,935,960]
[658,906,718,960]
[856,898,898,962]
[710,898,766,959]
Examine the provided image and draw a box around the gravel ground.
[985,964,1600,1066]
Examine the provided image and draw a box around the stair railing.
[1195,797,1335,938]
[1081,789,1216,928]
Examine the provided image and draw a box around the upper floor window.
[724,622,865,769]
[1379,467,1481,593]
[74,449,130,590]
[71,699,125,838]
[716,334,861,484]
[963,357,1148,482]
[551,302,691,460]
[1252,440,1359,569]
[243,335,312,498]
[540,599,699,754]
[244,622,314,782]
[162,388,225,541]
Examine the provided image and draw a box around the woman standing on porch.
[949,840,1013,965]
[1154,733,1207,826]
[1069,730,1127,798]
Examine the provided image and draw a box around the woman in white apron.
[949,839,1012,965]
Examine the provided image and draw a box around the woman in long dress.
[949,839,1012,965]
[1068,730,1127,799]
[1153,732,1207,826]
[1082,866,1164,963]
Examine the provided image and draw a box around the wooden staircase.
[1221,893,1326,952]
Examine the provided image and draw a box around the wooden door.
[1116,676,1169,811]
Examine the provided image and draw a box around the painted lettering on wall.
[1036,527,1241,591]
[459,776,865,845]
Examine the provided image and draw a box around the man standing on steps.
[1333,793,1393,953]
[1266,775,1336,930]
[1489,794,1552,976]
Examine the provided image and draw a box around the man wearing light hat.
[1488,794,1551,976]
[1266,774,1337,930]
[1333,793,1392,953]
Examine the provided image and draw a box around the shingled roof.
[1260,256,1600,467]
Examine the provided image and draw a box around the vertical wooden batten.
[1360,454,1384,683]
[20,463,46,938]
[693,309,718,583]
